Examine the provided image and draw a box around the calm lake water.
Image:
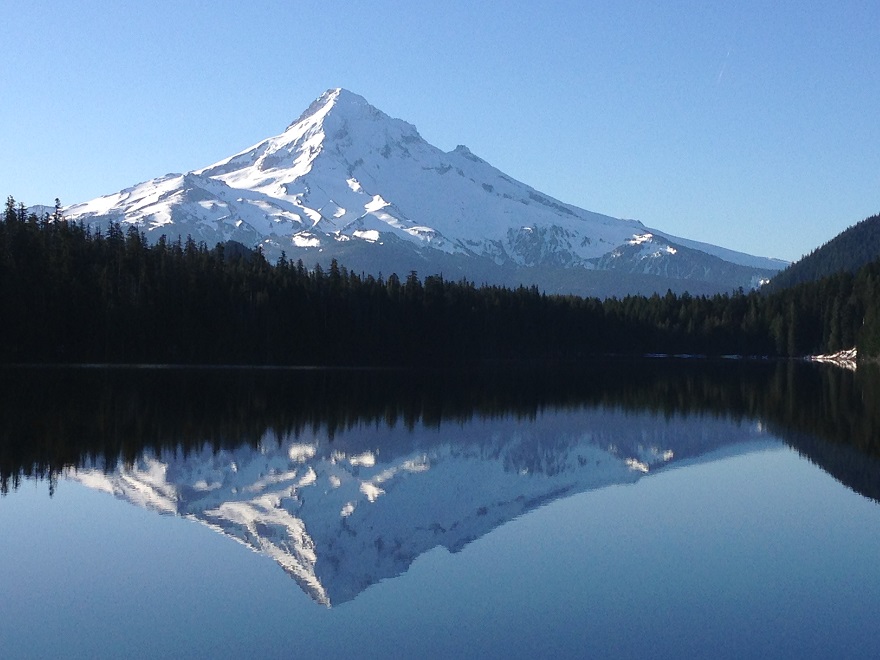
[2,360,880,659]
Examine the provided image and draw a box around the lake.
[2,360,880,659]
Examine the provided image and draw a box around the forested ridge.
[3,196,880,365]
[764,212,880,292]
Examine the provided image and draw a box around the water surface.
[1,361,879,658]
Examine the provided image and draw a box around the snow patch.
[364,195,389,213]
[349,452,377,467]
[298,467,317,487]
[289,444,317,462]
[292,233,321,248]
[806,347,858,371]
[352,230,380,243]
[628,233,654,245]
[625,458,650,473]
[360,482,385,502]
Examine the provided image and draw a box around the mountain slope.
[63,88,784,296]
[764,212,880,292]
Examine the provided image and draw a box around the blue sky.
[3,0,878,262]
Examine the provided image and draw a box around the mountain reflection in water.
[2,360,879,606]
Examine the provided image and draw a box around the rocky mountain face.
[63,88,785,296]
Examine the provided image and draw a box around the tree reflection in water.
[1,359,878,499]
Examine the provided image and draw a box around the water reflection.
[2,360,880,606]
[69,408,772,606]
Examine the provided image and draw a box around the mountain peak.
[452,144,484,163]
[288,87,375,130]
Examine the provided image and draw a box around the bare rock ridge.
[63,88,786,296]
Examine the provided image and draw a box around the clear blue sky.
[3,0,879,262]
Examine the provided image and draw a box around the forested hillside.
[765,212,880,292]
[3,196,880,365]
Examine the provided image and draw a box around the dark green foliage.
[2,196,879,364]
[764,212,880,292]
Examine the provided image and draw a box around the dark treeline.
[3,196,880,365]
[765,212,880,292]
[2,361,880,501]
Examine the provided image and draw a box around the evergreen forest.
[2,196,880,366]
[764,212,880,292]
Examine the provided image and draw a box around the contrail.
[717,49,731,84]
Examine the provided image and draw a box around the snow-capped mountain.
[67,408,773,606]
[63,88,785,296]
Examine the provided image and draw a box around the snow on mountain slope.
[596,232,778,289]
[66,408,772,606]
[63,88,785,295]
[192,88,646,264]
